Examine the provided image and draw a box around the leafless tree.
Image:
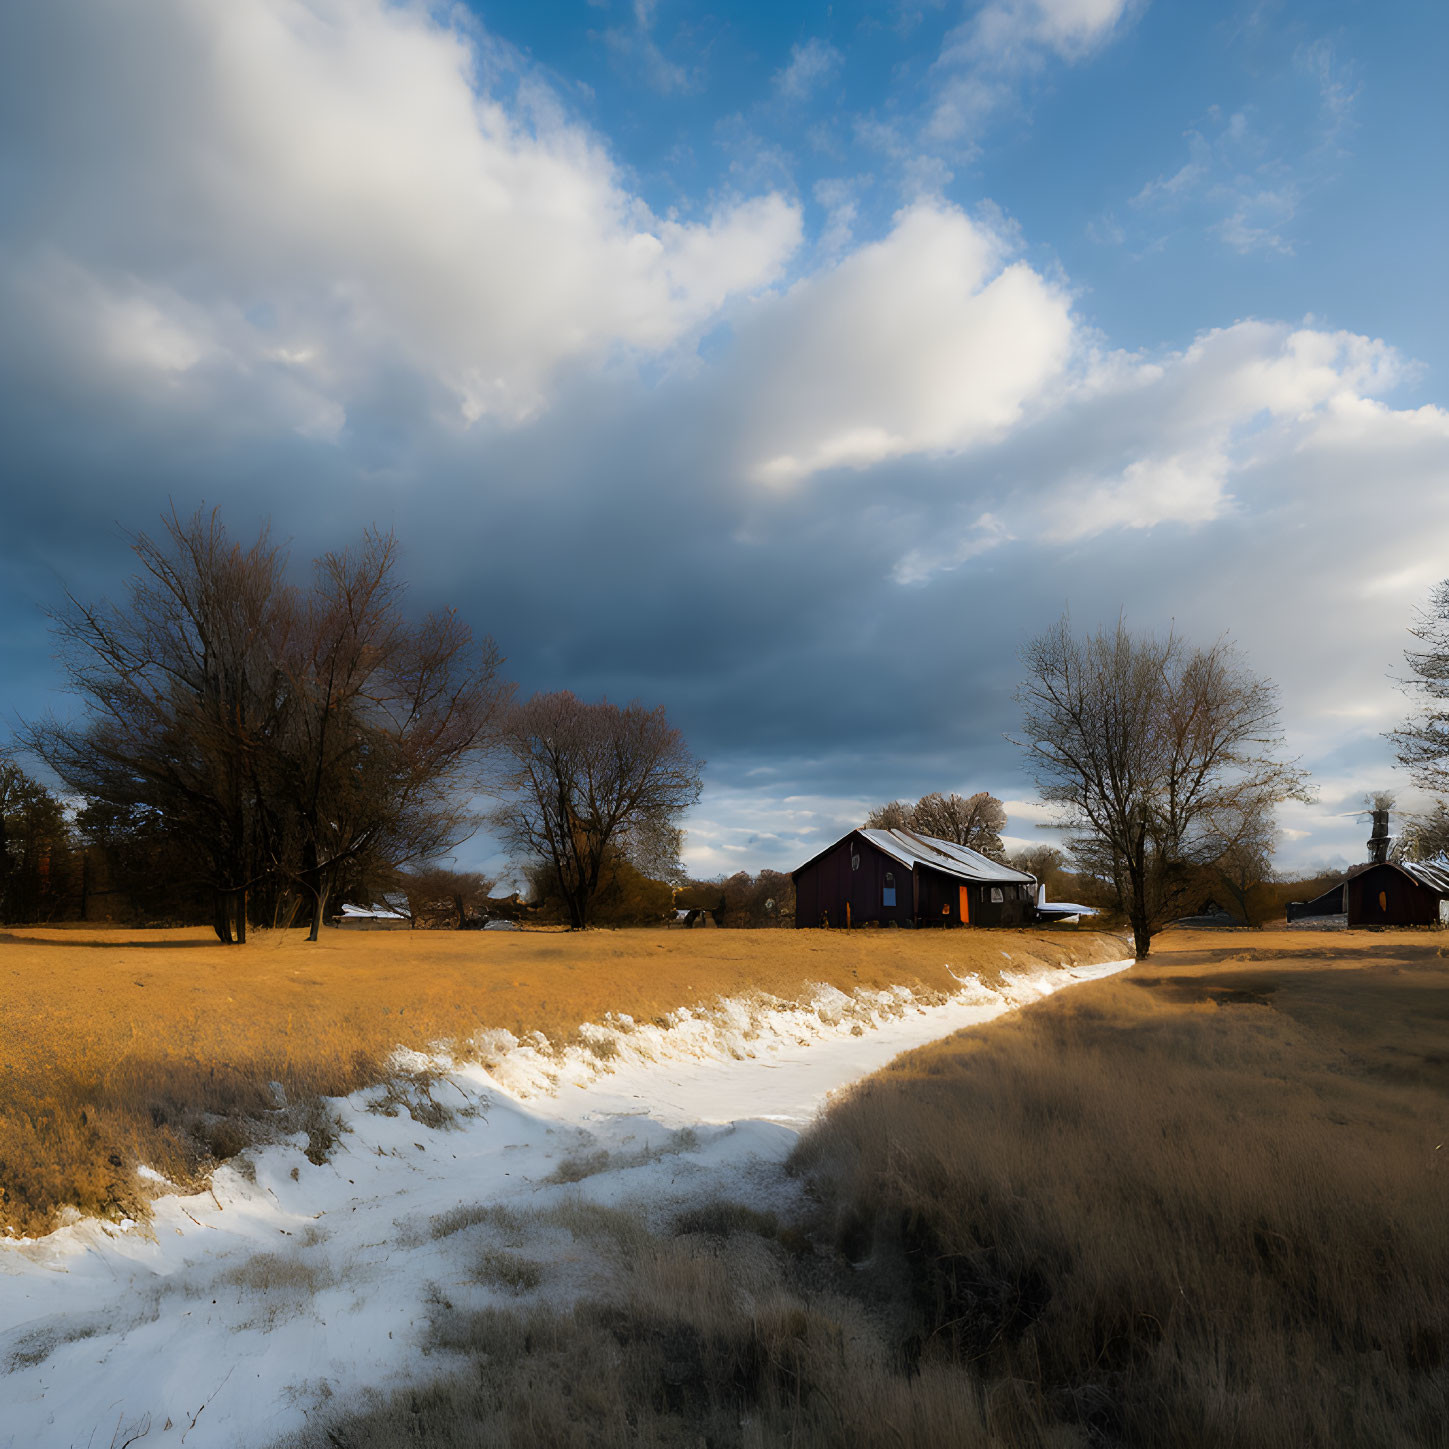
[1394,800,1449,862]
[24,509,293,941]
[1389,579,1449,795]
[490,692,702,929]
[1206,803,1278,925]
[24,507,510,942]
[397,865,495,929]
[277,531,511,938]
[1006,844,1069,900]
[910,791,1007,857]
[1014,615,1311,957]
[862,800,910,831]
[0,754,79,923]
[864,791,1007,858]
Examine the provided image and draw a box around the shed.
[1345,859,1449,927]
[792,827,1036,929]
[1286,881,1346,922]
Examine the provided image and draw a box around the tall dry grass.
[283,1196,1007,1449]
[0,923,1118,1236]
[280,929,1448,1449]
[794,929,1449,1446]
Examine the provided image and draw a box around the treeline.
[8,508,710,937]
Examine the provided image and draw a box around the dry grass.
[282,1200,1006,1449]
[793,927,1449,1447]
[279,928,1448,1449]
[0,922,1119,1237]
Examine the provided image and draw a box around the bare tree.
[1394,800,1449,862]
[1014,615,1311,957]
[863,800,910,831]
[864,791,1007,859]
[23,507,510,942]
[1006,844,1069,899]
[491,692,702,929]
[277,532,511,938]
[397,865,495,929]
[909,791,1007,858]
[0,755,79,923]
[1389,579,1449,795]
[24,508,293,941]
[1206,804,1278,925]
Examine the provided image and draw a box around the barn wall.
[1346,864,1440,927]
[793,835,915,928]
[968,881,1036,927]
[915,872,1035,926]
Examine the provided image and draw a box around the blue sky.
[0,0,1445,882]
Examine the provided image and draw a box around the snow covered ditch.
[0,952,1131,1449]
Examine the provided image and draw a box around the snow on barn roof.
[857,829,1037,886]
[1400,856,1449,894]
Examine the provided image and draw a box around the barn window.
[990,887,1003,904]
[1378,890,1387,912]
[883,871,896,908]
[851,850,860,872]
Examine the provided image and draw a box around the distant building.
[334,902,411,930]
[793,827,1036,929]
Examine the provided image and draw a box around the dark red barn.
[792,827,1037,929]
[1345,859,1449,927]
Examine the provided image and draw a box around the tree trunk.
[1131,916,1151,959]
[213,889,233,943]
[1129,861,1151,959]
[566,886,587,930]
[235,888,247,944]
[308,878,328,942]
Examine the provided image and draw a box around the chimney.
[1368,804,1391,865]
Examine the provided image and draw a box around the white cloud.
[1125,43,1358,256]
[733,200,1075,483]
[603,0,694,94]
[892,318,1434,577]
[928,0,1137,143]
[1,0,800,430]
[773,38,844,101]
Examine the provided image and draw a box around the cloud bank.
[1,0,1444,883]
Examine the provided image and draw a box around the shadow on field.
[0,931,219,950]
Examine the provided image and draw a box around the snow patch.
[0,953,1131,1448]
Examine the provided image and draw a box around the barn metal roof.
[1400,856,1449,894]
[858,828,1037,885]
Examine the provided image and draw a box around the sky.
[0,0,1445,883]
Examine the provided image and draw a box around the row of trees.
[13,509,706,937]
[1006,582,1447,955]
[23,511,511,941]
[17,513,1446,948]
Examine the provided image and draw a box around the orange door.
[959,886,970,924]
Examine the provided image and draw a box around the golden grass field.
[0,923,1123,1238]
[285,926,1449,1449]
